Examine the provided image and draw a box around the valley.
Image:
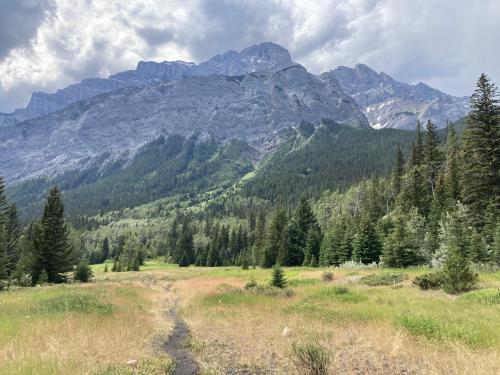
[0,37,498,375]
[1,262,498,374]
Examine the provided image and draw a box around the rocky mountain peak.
[330,64,469,129]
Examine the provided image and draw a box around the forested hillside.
[0,74,498,296]
[242,120,416,203]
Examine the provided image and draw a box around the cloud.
[0,0,55,61]
[0,0,499,112]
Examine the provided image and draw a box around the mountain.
[9,121,416,221]
[327,63,469,129]
[6,42,295,122]
[0,63,368,182]
[9,134,256,219]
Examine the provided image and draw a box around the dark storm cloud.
[0,0,55,60]
[136,27,173,46]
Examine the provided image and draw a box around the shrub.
[321,271,334,282]
[292,342,330,375]
[74,260,93,283]
[361,271,408,286]
[413,271,445,290]
[270,264,287,289]
[244,278,258,290]
[251,285,294,297]
[242,258,249,270]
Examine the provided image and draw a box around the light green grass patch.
[398,314,495,348]
[310,286,368,303]
[460,288,500,304]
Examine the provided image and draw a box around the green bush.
[244,278,258,290]
[413,271,445,290]
[74,260,93,283]
[292,342,330,375]
[360,271,408,286]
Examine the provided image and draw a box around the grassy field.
[1,261,499,374]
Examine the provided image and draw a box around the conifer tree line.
[0,184,78,287]
[150,74,500,271]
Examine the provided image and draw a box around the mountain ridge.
[0,63,367,182]
[328,63,469,129]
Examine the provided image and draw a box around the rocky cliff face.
[11,42,296,121]
[327,64,469,129]
[0,64,367,182]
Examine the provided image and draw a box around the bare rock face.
[0,64,368,182]
[10,42,296,121]
[327,64,469,129]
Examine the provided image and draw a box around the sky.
[0,0,499,113]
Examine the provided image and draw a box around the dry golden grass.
[2,264,499,374]
[0,278,174,375]
[173,268,500,375]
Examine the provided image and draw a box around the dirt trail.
[163,287,198,375]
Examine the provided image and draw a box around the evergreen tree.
[251,211,266,266]
[353,219,382,264]
[423,120,443,198]
[382,214,424,267]
[0,176,7,218]
[5,204,20,276]
[392,145,404,200]
[261,208,287,268]
[270,264,287,289]
[469,230,490,263]
[444,123,461,207]
[303,228,322,267]
[101,237,110,262]
[441,206,478,294]
[39,187,74,283]
[461,74,500,227]
[283,220,302,266]
[398,123,427,214]
[493,223,500,266]
[0,224,7,286]
[177,223,194,267]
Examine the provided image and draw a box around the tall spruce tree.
[461,74,500,227]
[261,208,287,268]
[423,120,443,198]
[303,227,322,267]
[441,206,478,293]
[283,198,319,266]
[101,237,110,262]
[39,187,74,283]
[5,204,20,276]
[399,122,426,213]
[444,122,461,208]
[177,223,194,267]
[392,145,405,200]
[353,219,382,264]
[493,223,500,266]
[0,224,7,286]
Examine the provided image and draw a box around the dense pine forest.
[0,74,499,294]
